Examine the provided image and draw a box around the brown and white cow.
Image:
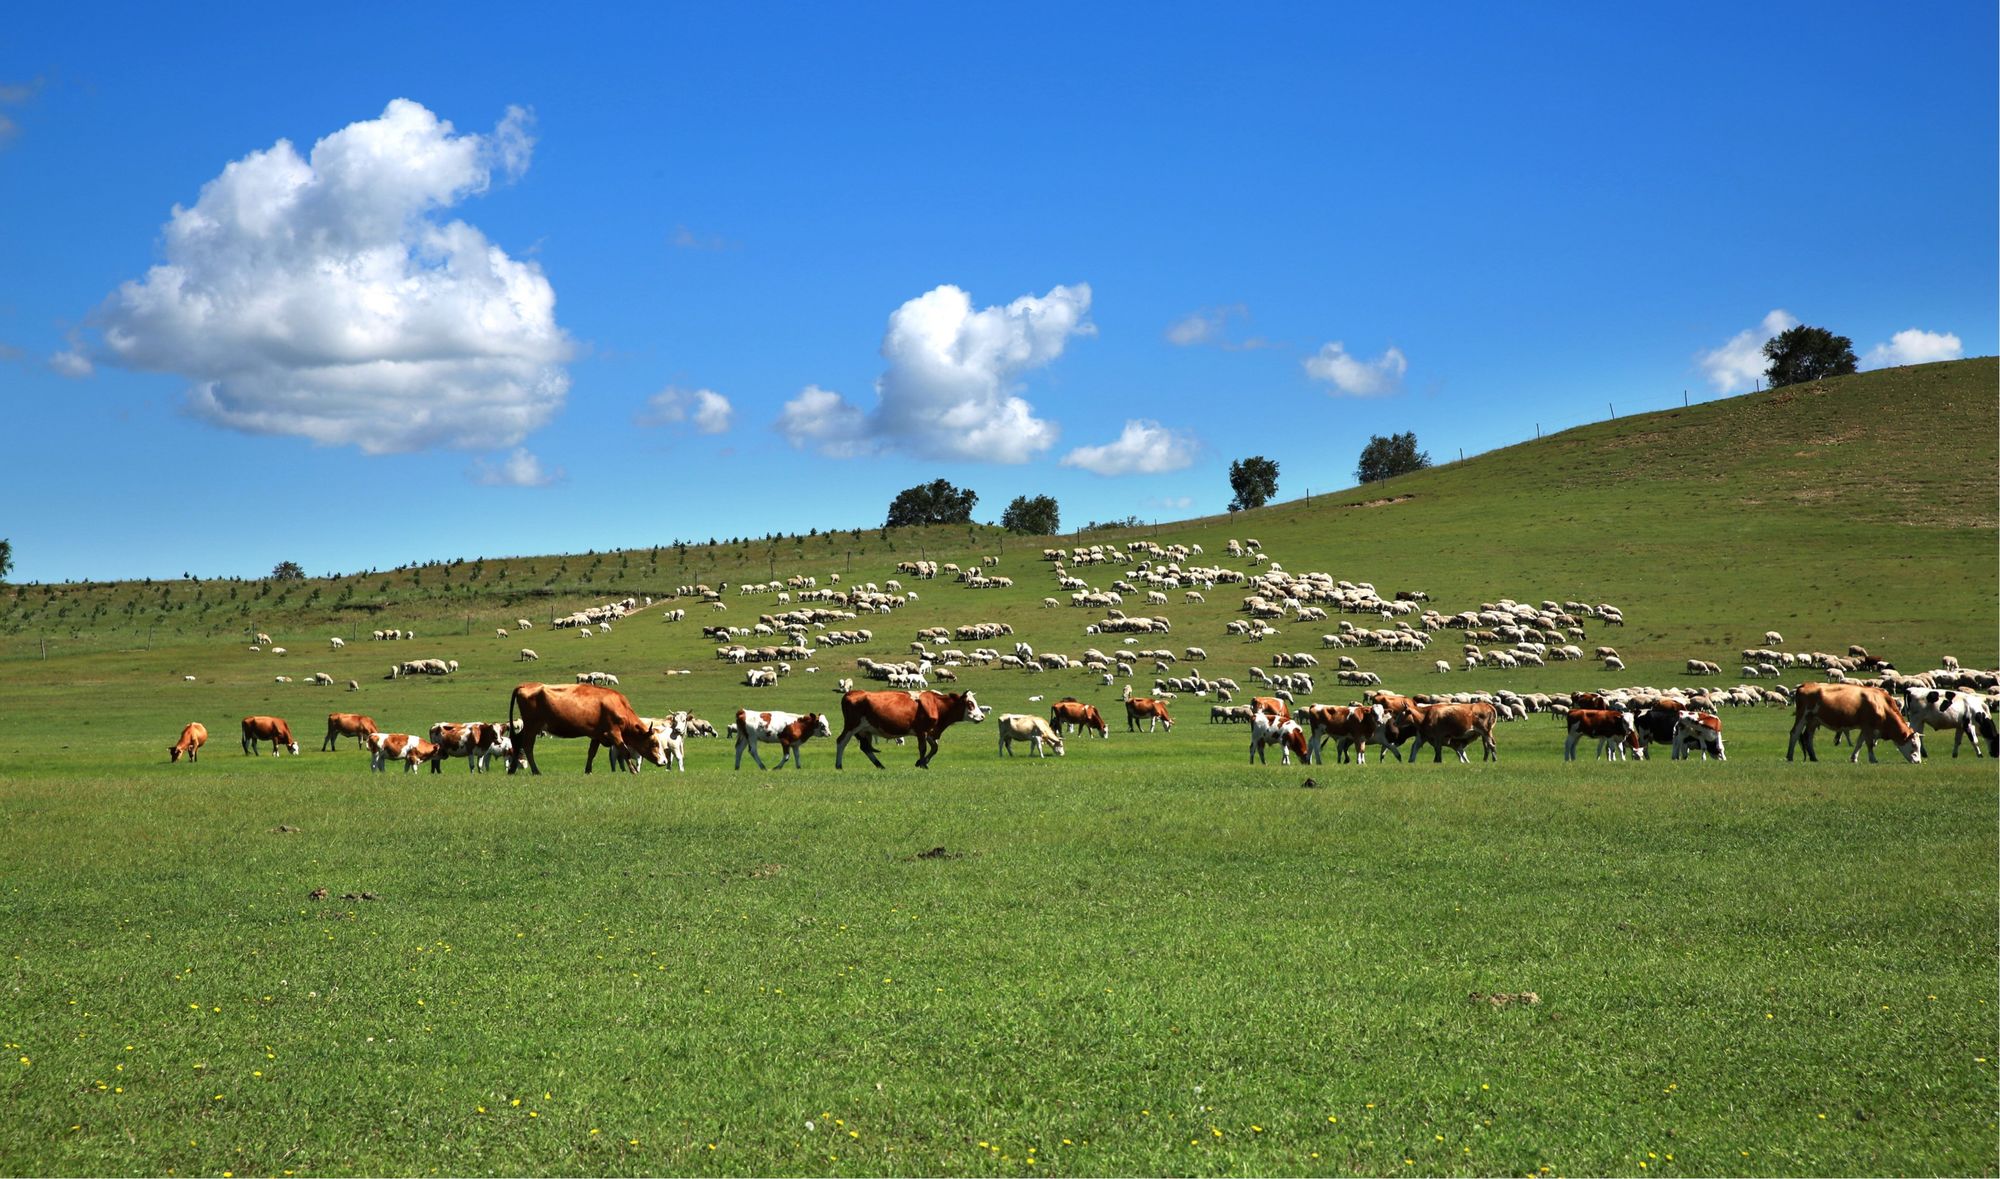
[1564,708,1638,762]
[834,690,989,769]
[367,731,437,773]
[1302,703,1386,764]
[997,713,1066,758]
[169,722,208,763]
[734,709,832,769]
[323,712,379,752]
[1671,711,1726,760]
[1380,699,1498,764]
[505,682,670,775]
[1249,710,1309,765]
[241,716,300,756]
[1787,682,1922,763]
[1124,697,1173,733]
[428,722,512,773]
[1049,699,1108,739]
[1248,695,1290,723]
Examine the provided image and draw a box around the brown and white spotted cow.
[241,716,300,756]
[1302,703,1386,764]
[734,709,832,769]
[428,722,512,773]
[834,690,989,769]
[169,722,208,763]
[323,712,379,752]
[367,731,437,773]
[1563,708,1638,762]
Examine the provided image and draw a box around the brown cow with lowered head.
[1124,697,1174,732]
[323,712,379,752]
[1379,698,1498,763]
[506,682,669,775]
[1786,682,1923,763]
[170,722,207,763]
[241,716,300,756]
[834,690,988,769]
[1049,699,1108,739]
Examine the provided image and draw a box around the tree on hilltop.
[271,560,305,581]
[1763,325,1857,389]
[1000,494,1061,535]
[885,479,978,527]
[1356,432,1432,484]
[0,538,11,582]
[1227,457,1279,512]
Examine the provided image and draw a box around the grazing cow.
[322,712,379,752]
[1563,708,1638,762]
[1124,697,1174,733]
[1900,686,1992,757]
[428,722,512,772]
[367,731,437,773]
[505,682,670,775]
[169,722,208,763]
[834,690,989,769]
[997,714,1066,758]
[240,716,299,756]
[1786,682,1923,763]
[1671,712,1726,760]
[1248,710,1309,765]
[1049,699,1109,739]
[734,709,833,769]
[1380,699,1498,764]
[1302,703,1386,764]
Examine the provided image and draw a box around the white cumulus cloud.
[1304,341,1408,396]
[777,283,1093,463]
[1862,328,1963,370]
[1696,309,1799,392]
[1061,419,1199,476]
[48,348,92,378]
[90,98,570,455]
[637,386,734,434]
[469,447,562,487]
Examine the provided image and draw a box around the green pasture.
[0,359,1995,1175]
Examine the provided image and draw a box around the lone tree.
[885,479,978,527]
[1355,432,1432,484]
[1763,325,1858,389]
[1227,456,1279,512]
[0,538,10,582]
[271,560,306,581]
[1000,494,1061,535]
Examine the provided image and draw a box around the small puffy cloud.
[0,78,41,149]
[1061,419,1200,476]
[637,386,733,434]
[670,224,733,251]
[780,283,1093,463]
[469,447,562,487]
[1148,494,1196,511]
[1697,309,1798,392]
[48,349,92,378]
[1304,341,1408,396]
[776,384,871,457]
[1166,303,1271,350]
[91,98,570,455]
[1863,328,1962,370]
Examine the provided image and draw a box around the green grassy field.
[1,360,1995,1176]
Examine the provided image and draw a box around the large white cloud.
[90,98,570,454]
[1061,419,1199,476]
[1863,328,1963,370]
[637,386,734,434]
[777,283,1093,463]
[1696,309,1799,392]
[1304,341,1408,396]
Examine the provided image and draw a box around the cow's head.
[286,740,301,756]
[809,713,832,738]
[168,743,186,763]
[1897,732,1924,763]
[619,721,671,769]
[960,692,988,723]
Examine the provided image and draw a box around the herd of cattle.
[181,538,1993,774]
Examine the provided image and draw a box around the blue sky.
[2,2,1993,582]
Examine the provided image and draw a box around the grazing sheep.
[1764,630,1783,645]
[1604,655,1626,671]
[329,637,345,650]
[346,680,360,691]
[518,648,539,661]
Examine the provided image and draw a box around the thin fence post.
[1683,389,1688,407]
[1609,403,1616,418]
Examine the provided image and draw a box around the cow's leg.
[585,739,602,773]
[856,732,886,769]
[1564,731,1578,761]
[1483,730,1497,761]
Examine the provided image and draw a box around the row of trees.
[877,432,1431,536]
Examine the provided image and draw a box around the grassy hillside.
[0,359,1993,1176]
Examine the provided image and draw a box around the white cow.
[733,709,833,769]
[1902,687,1992,757]
[996,714,1065,758]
